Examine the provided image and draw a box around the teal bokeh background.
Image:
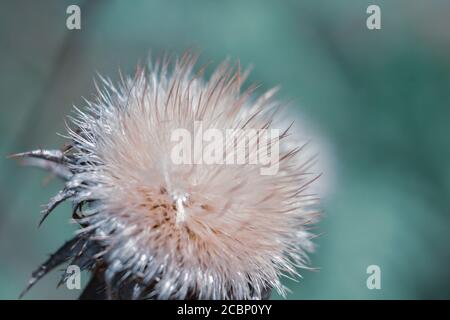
[1,0,449,299]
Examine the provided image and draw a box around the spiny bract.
[13,54,320,300]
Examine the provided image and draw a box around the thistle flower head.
[14,53,320,300]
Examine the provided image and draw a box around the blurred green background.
[1,0,449,299]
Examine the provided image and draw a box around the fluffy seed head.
[19,54,320,299]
